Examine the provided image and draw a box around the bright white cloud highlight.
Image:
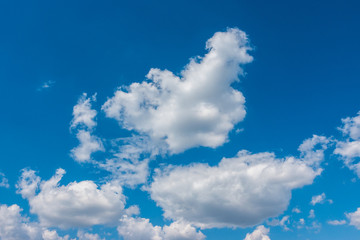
[334,111,360,177]
[117,216,205,240]
[103,28,253,154]
[17,168,132,229]
[149,136,327,228]
[244,225,270,240]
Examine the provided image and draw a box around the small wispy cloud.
[327,219,346,225]
[37,80,55,91]
[0,172,9,188]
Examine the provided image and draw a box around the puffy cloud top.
[17,168,131,228]
[149,136,326,228]
[117,216,205,240]
[102,28,253,153]
[244,225,271,240]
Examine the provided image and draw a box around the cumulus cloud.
[334,111,360,177]
[71,93,98,130]
[0,204,42,240]
[42,230,71,240]
[244,225,270,240]
[17,168,133,228]
[102,28,253,154]
[71,130,104,163]
[149,136,327,229]
[70,93,104,163]
[347,208,360,229]
[117,216,205,240]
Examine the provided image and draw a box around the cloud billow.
[102,28,253,154]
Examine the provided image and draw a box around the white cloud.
[149,136,326,229]
[298,135,330,167]
[117,216,205,240]
[0,172,9,188]
[17,168,133,229]
[292,208,301,213]
[38,80,55,91]
[327,220,346,226]
[97,136,167,187]
[347,208,360,229]
[244,225,270,240]
[102,28,253,154]
[309,209,315,219]
[266,216,290,231]
[70,94,104,163]
[77,231,103,240]
[0,204,42,240]
[71,130,104,163]
[0,204,76,240]
[71,93,98,130]
[310,193,326,205]
[42,230,71,240]
[99,158,150,188]
[334,111,360,177]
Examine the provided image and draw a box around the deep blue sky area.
[0,0,360,239]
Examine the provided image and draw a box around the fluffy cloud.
[149,136,327,228]
[244,225,270,240]
[42,230,71,240]
[347,208,360,229]
[17,168,132,228]
[71,93,98,130]
[102,28,253,154]
[70,94,104,163]
[334,111,360,177]
[77,231,103,240]
[0,204,42,240]
[71,130,104,163]
[117,216,205,240]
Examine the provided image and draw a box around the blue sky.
[1,0,360,239]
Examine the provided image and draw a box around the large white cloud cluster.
[102,28,253,154]
[149,136,328,228]
[16,168,132,228]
